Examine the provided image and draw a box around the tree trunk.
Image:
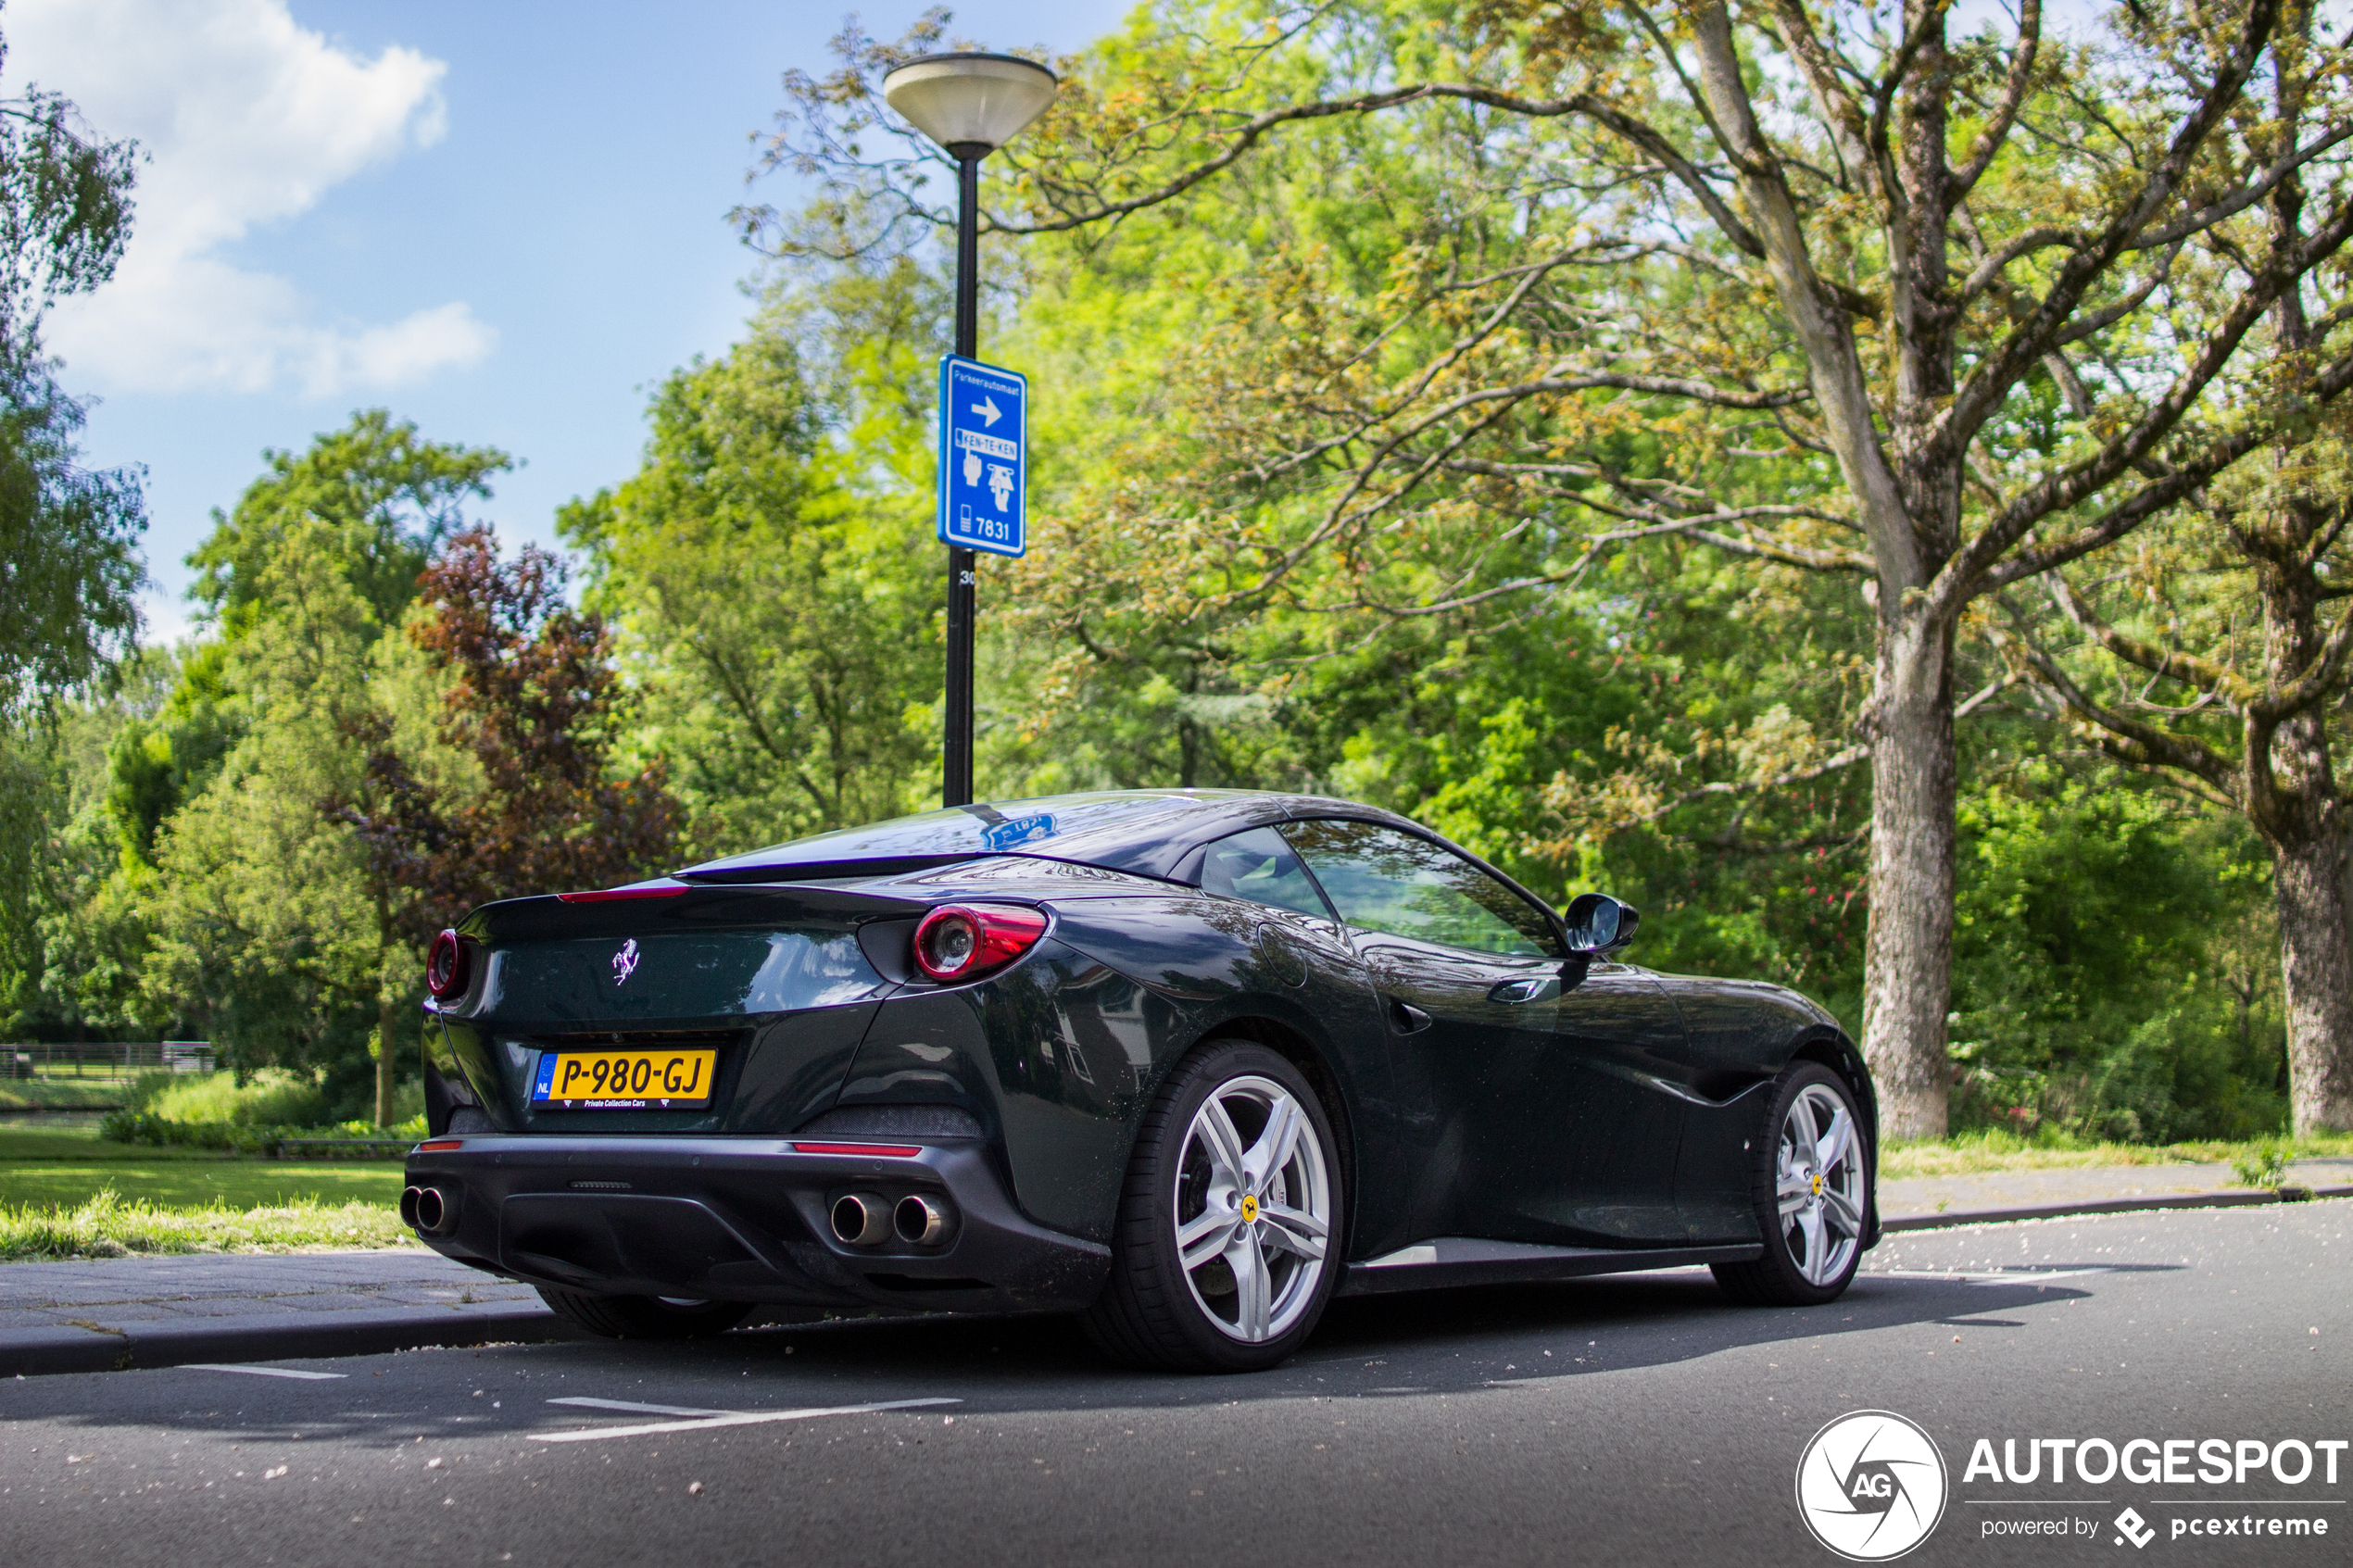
[374,990,399,1129]
[1861,606,1958,1139]
[2271,828,2353,1132]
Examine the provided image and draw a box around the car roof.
[673,789,1429,885]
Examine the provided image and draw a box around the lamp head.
[882,52,1060,155]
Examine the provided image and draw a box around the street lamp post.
[882,53,1059,808]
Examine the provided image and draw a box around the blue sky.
[6,0,1130,643]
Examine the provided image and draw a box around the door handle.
[1385,997,1433,1035]
[1487,976,1557,1005]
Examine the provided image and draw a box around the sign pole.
[942,145,984,809]
[880,51,1056,810]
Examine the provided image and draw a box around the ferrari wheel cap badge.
[1239,1194,1259,1223]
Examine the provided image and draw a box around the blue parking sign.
[937,356,1027,557]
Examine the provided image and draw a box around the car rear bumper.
[402,1135,1110,1315]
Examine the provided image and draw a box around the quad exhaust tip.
[830,1191,955,1248]
[830,1192,895,1248]
[401,1185,459,1236]
[894,1194,950,1246]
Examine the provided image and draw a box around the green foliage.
[1947,774,2285,1142]
[95,1068,424,1153]
[135,1066,329,1128]
[95,1110,424,1154]
[120,1067,179,1112]
[101,644,240,864]
[189,408,510,631]
[563,285,937,852]
[0,52,145,712]
[0,380,146,709]
[0,1189,410,1261]
[2231,1139,2293,1189]
[141,522,395,1092]
[0,73,138,339]
[0,1078,122,1110]
[1883,1128,2353,1178]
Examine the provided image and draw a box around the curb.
[0,1302,564,1378]
[1881,1183,2353,1234]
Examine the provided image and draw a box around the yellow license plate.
[533,1048,717,1109]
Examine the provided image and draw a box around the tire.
[1083,1040,1344,1373]
[535,1286,755,1340]
[1712,1061,1870,1307]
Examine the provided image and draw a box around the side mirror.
[1563,893,1640,958]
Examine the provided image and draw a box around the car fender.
[833,896,1397,1248]
[1657,972,1878,1248]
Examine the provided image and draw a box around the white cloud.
[5,0,494,395]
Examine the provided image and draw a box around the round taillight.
[912,903,1048,983]
[426,929,470,1001]
[917,909,981,977]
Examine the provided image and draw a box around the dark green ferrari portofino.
[405,790,1877,1372]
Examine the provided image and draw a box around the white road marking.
[182,1364,346,1380]
[534,1396,959,1443]
[547,1397,727,1417]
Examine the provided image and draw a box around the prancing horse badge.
[611,938,640,986]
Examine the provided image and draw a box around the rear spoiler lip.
[671,853,980,884]
[670,850,1196,891]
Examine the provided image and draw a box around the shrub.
[97,1110,426,1154]
[120,1070,181,1113]
[2231,1140,2292,1189]
[141,1067,330,1128]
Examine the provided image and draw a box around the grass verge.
[0,1160,406,1210]
[0,1080,128,1112]
[1882,1129,2353,1180]
[0,1189,419,1261]
[0,1121,409,1214]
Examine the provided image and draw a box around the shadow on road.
[3,1261,2171,1449]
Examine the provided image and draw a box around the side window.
[1279,820,1557,958]
[1198,827,1336,922]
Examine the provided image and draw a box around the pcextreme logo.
[1795,1410,1950,1562]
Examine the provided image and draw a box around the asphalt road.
[3,1201,2347,1568]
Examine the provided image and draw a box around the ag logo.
[611,938,640,987]
[1794,1410,1948,1562]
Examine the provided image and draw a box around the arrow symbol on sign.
[972,395,1001,428]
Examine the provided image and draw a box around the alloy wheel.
[1776,1082,1865,1286]
[1172,1073,1332,1343]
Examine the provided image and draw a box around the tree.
[760,0,2353,1134]
[2002,425,2353,1132]
[0,386,145,710]
[137,418,510,1120]
[0,20,144,709]
[190,408,511,632]
[144,524,400,1104]
[560,286,938,850]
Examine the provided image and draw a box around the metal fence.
[5,1041,216,1080]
